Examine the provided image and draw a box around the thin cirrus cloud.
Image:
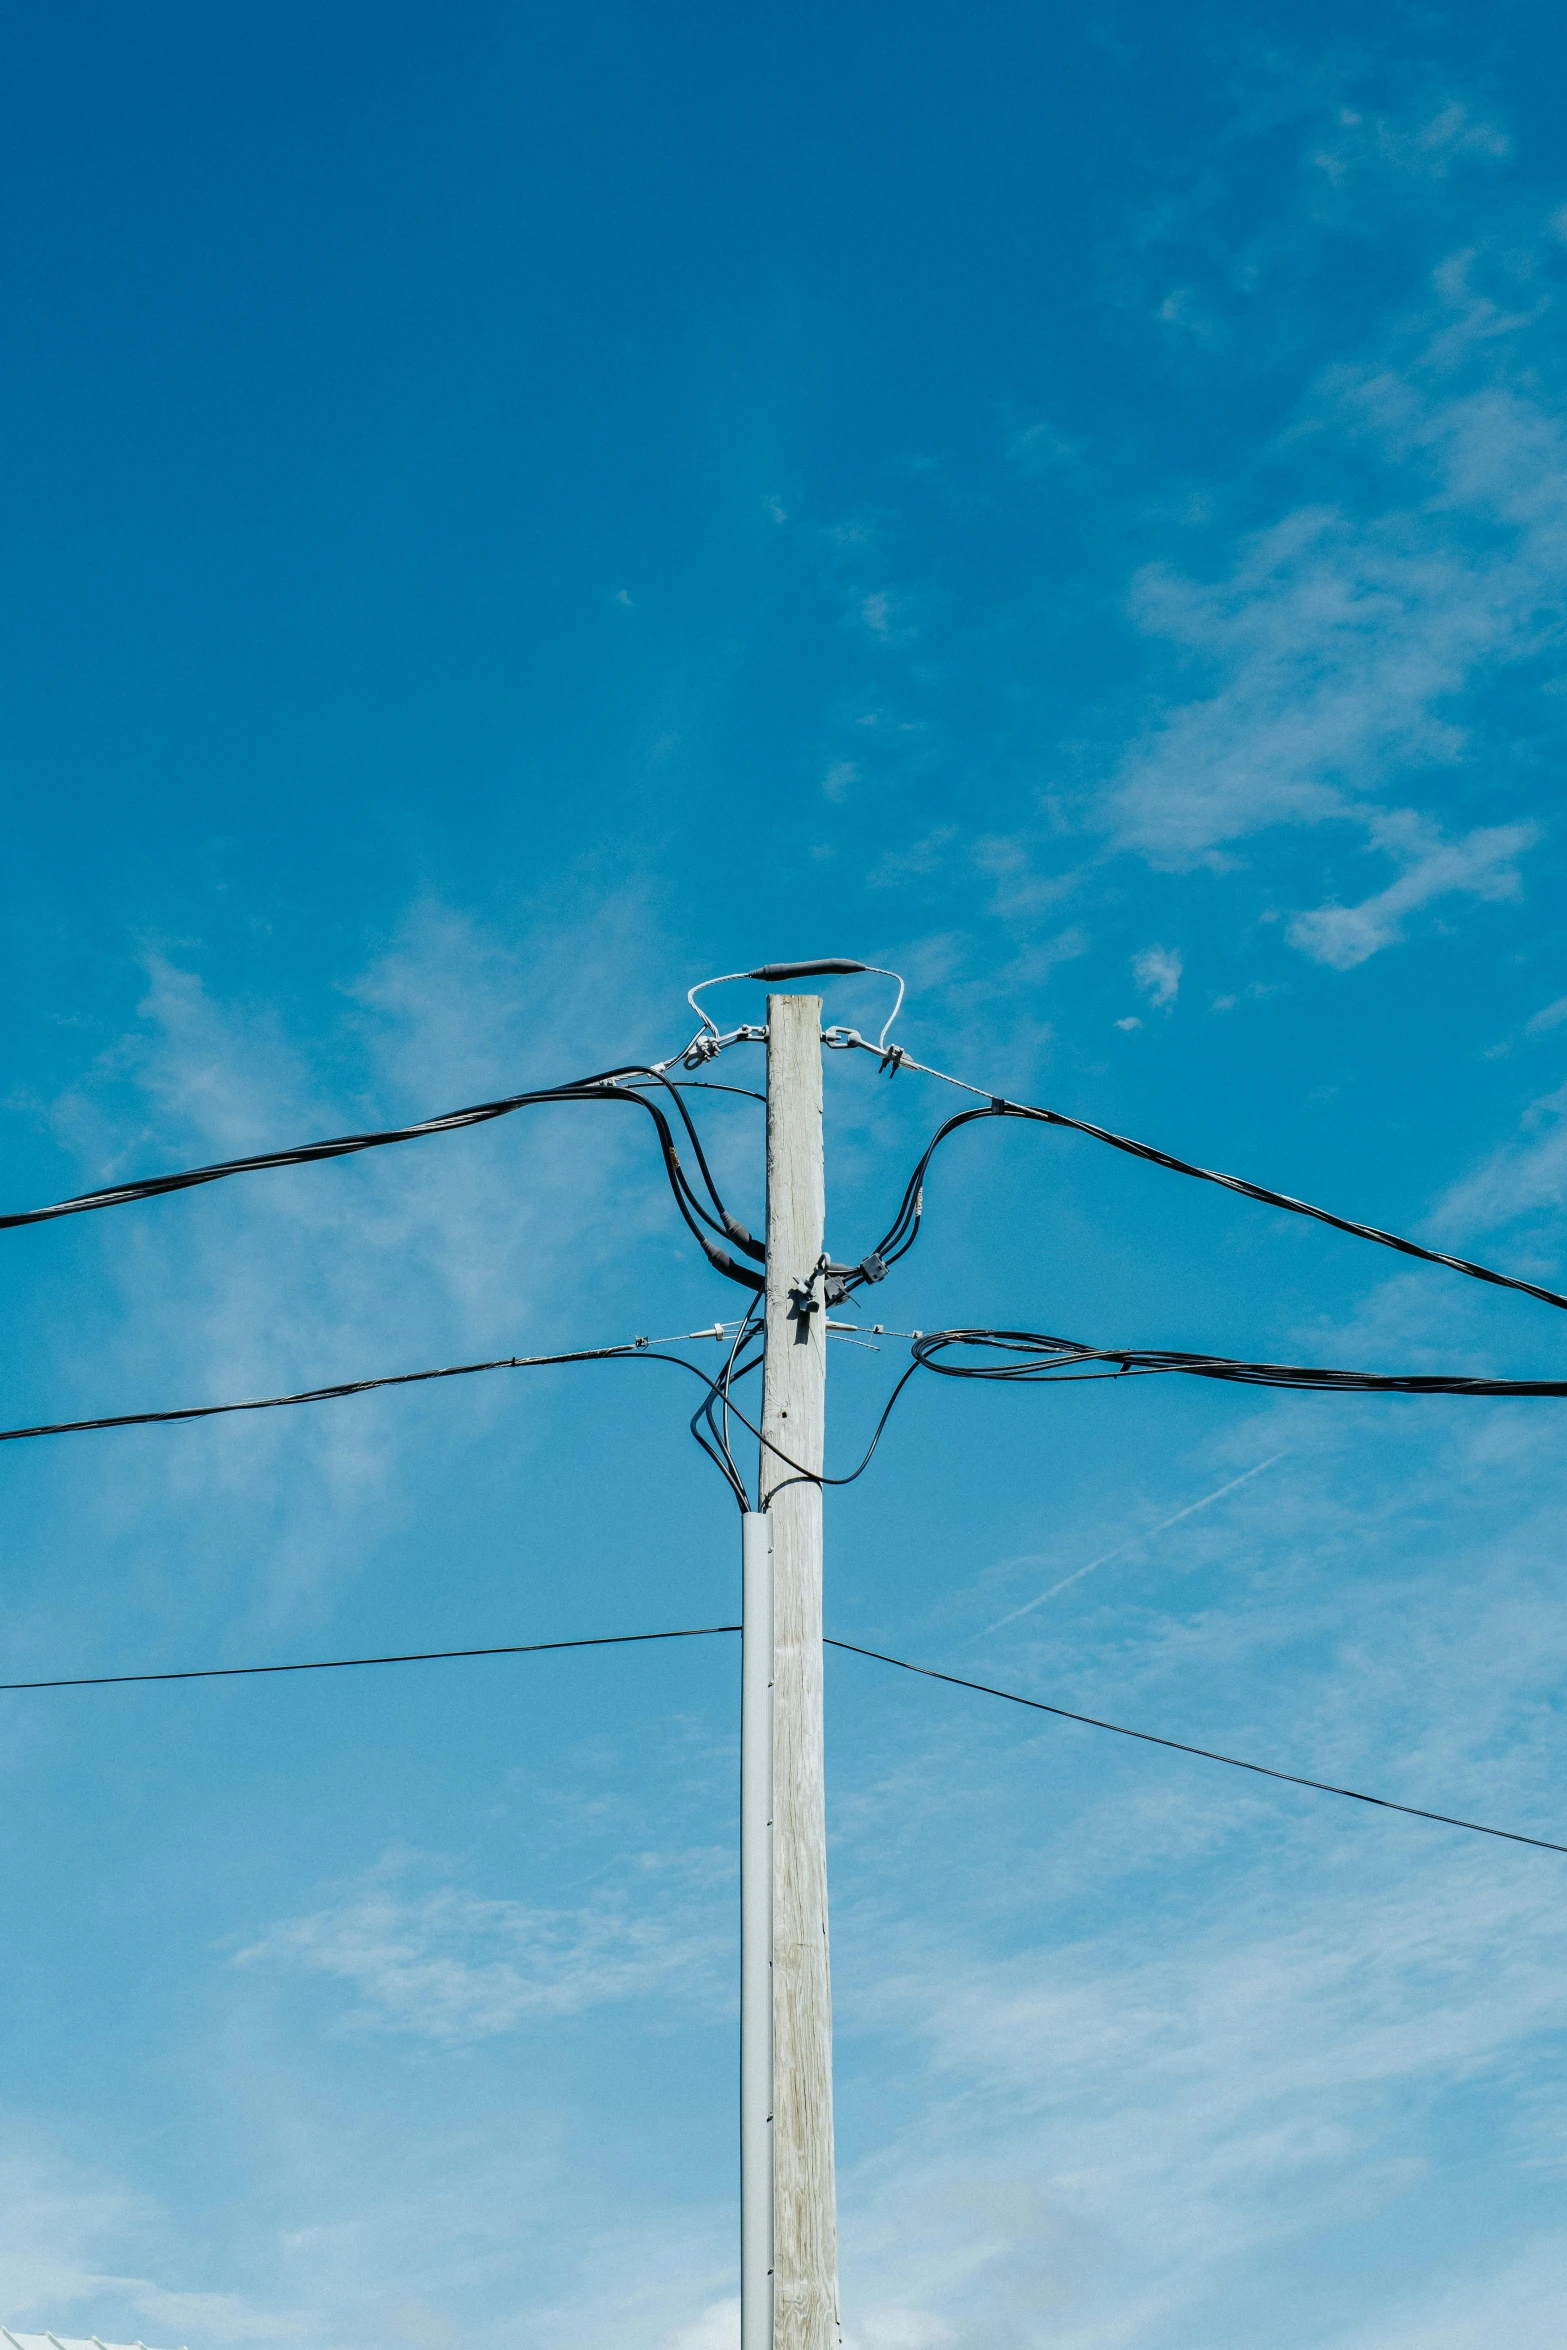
[1103,241,1560,966]
[827,1843,1567,2349]
[1523,994,1567,1036]
[1430,1076,1567,1235]
[234,1861,729,2041]
[1285,808,1537,970]
[25,896,679,1638]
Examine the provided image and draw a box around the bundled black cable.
[845,1090,1567,1317]
[912,1328,1567,1397]
[0,1064,766,1292]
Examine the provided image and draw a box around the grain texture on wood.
[761,994,840,2349]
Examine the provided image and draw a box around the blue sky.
[3,4,1567,2345]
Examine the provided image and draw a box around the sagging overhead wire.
[911,1327,1567,1397]
[0,1326,766,1511]
[3,1615,1559,1861]
[833,1032,1567,1318]
[1,1063,768,1292]
[0,1307,925,1514]
[0,1624,742,1696]
[825,1640,1567,1857]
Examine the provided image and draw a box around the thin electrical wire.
[715,1298,764,1503]
[839,1033,1567,1317]
[7,1615,1557,1860]
[0,1333,756,1468]
[645,1079,768,1105]
[0,1624,741,1695]
[825,1639,1567,1855]
[681,961,905,1063]
[737,1356,927,1497]
[690,1333,760,1511]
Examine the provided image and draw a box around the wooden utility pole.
[760,992,839,2349]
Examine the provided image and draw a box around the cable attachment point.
[822,1025,863,1050]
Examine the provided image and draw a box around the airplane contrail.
[972,1452,1288,1640]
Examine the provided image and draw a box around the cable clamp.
[879,1043,907,1077]
[791,1258,832,1316]
[858,1251,888,1284]
[682,1034,723,1068]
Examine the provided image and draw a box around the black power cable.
[0,1337,764,1511]
[841,1082,1567,1317]
[0,1624,740,1695]
[0,1341,731,1446]
[826,1640,1567,1856]
[2,1615,1558,1860]
[911,1328,1567,1397]
[1,1065,765,1291]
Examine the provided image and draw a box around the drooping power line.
[825,1638,1567,1856]
[831,1031,1567,1317]
[910,1327,1567,1398]
[1,1615,1557,1859]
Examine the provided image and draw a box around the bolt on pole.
[759,992,840,2350]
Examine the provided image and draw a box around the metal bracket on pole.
[741,1509,775,2350]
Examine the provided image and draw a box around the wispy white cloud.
[1309,100,1511,194]
[1431,1077,1567,1236]
[1131,943,1183,1007]
[0,2145,300,2347]
[1287,809,1536,969]
[26,896,677,1638]
[869,827,957,887]
[1104,233,1560,965]
[834,1845,1567,2348]
[235,1851,728,2041]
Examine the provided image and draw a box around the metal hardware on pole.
[741,1509,775,2350]
[761,992,840,2349]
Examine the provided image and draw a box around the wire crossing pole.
[740,1508,774,2348]
[761,993,840,2349]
